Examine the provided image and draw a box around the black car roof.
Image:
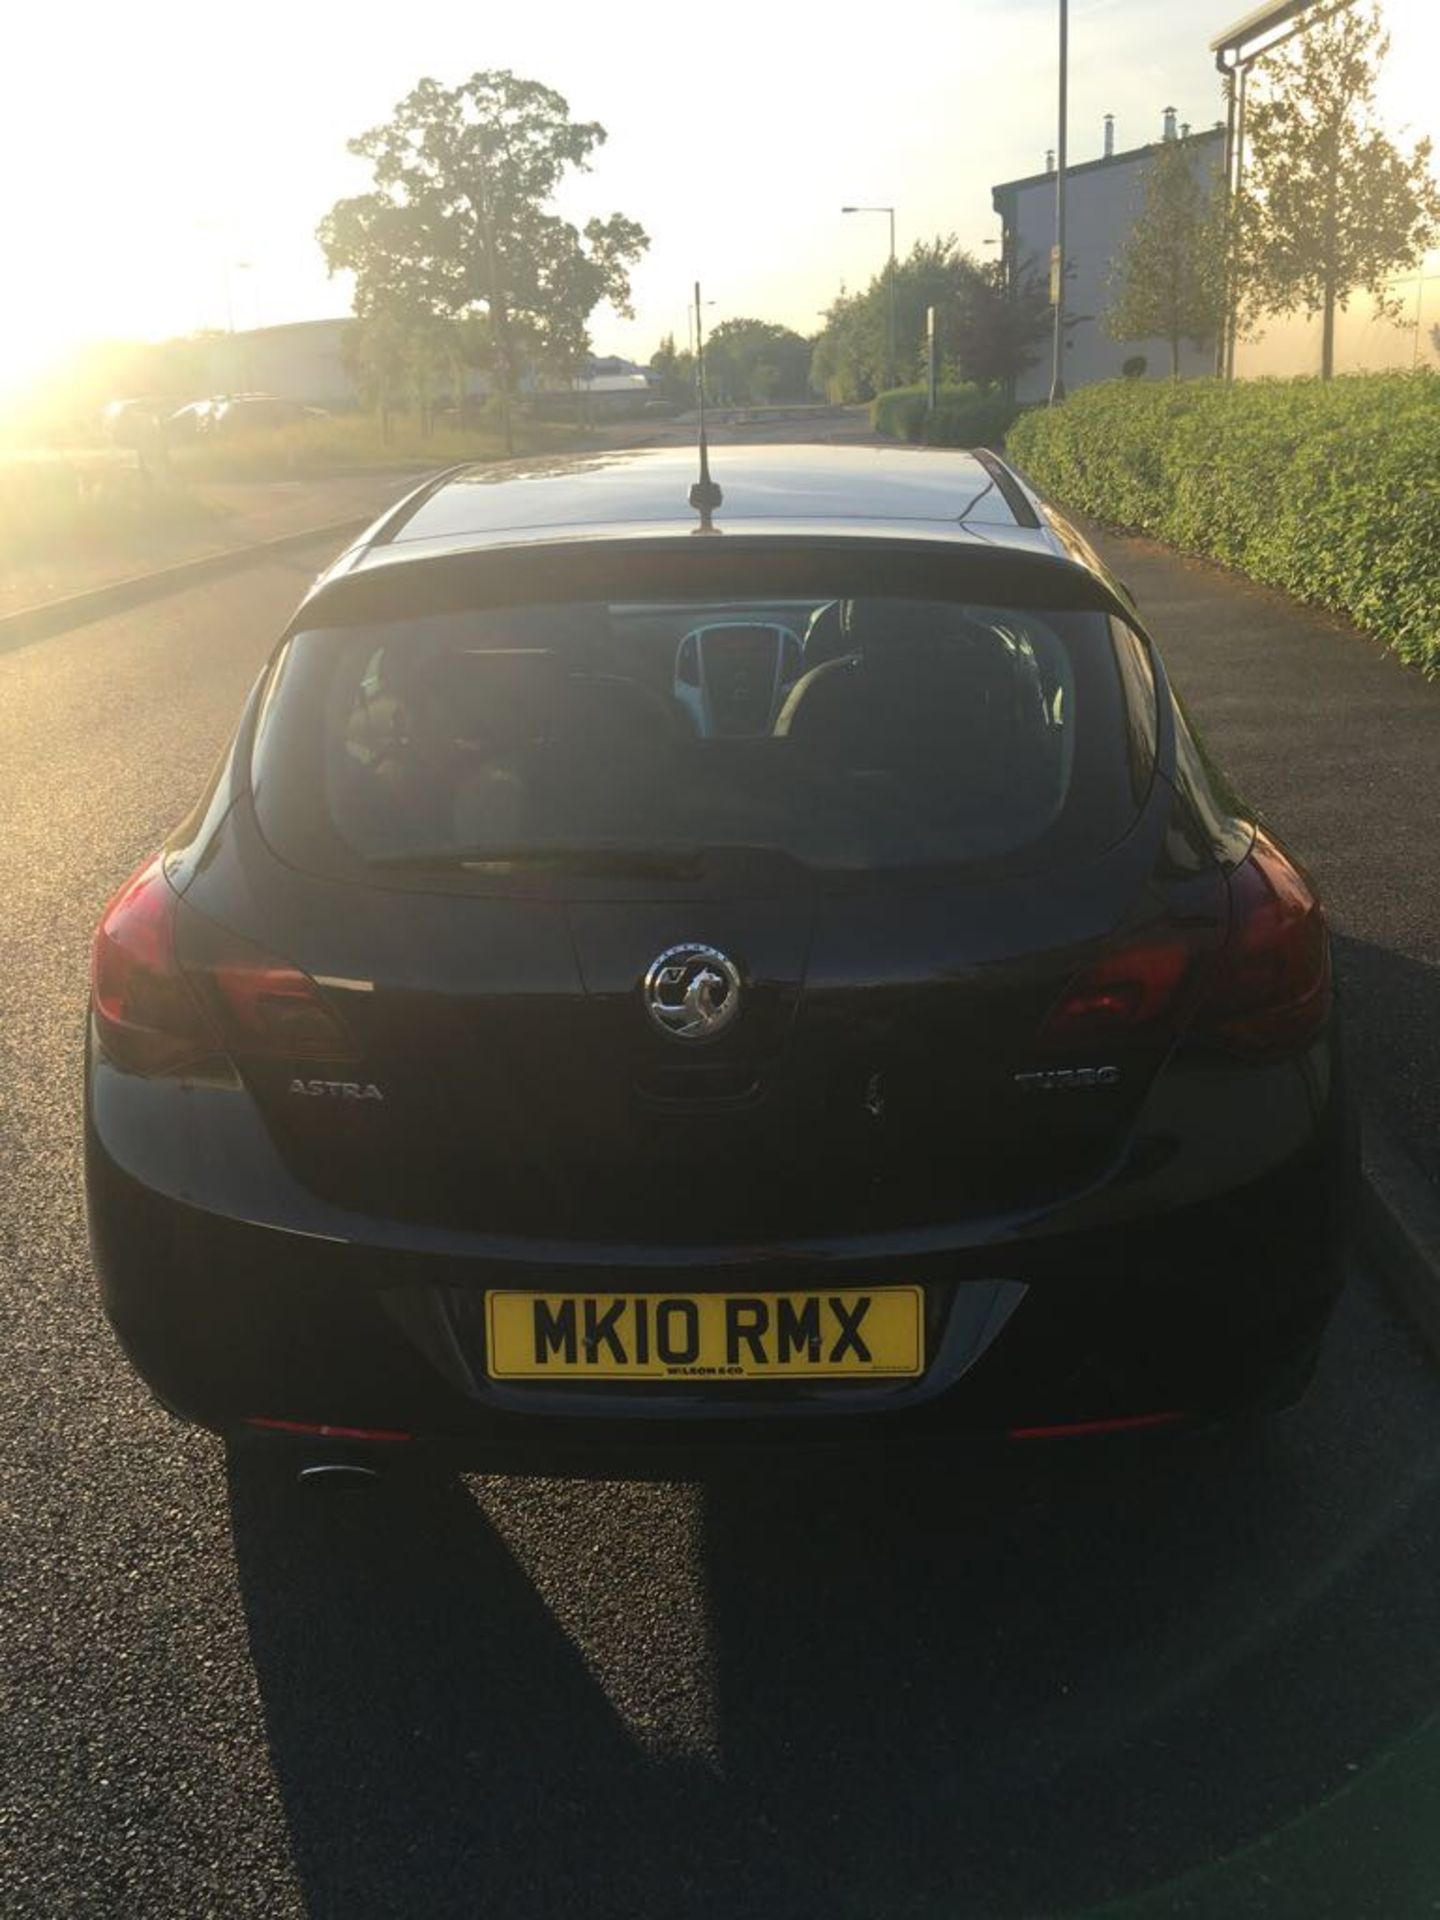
[300,444,1133,623]
[344,445,1064,554]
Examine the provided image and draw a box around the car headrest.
[801,600,848,669]
[840,599,1003,661]
[775,615,1030,750]
[555,674,689,755]
[396,648,562,749]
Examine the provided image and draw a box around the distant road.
[633,401,878,446]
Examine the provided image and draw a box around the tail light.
[91,856,355,1077]
[1193,830,1331,1057]
[189,940,357,1062]
[1035,833,1329,1063]
[91,861,220,1075]
[1038,930,1205,1051]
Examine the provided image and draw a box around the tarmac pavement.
[1088,525,1440,1191]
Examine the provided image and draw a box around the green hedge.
[871,383,1018,449]
[1006,374,1440,675]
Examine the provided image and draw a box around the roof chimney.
[1045,148,1055,174]
[1180,120,1191,139]
[1103,113,1115,158]
[1162,106,1178,141]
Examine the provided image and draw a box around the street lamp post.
[225,260,253,397]
[693,281,707,407]
[1211,6,1318,382]
[841,204,897,390]
[1050,0,1069,404]
[690,292,716,380]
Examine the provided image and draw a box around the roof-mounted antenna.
[688,279,722,532]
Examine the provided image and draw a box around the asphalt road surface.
[1085,524,1440,1195]
[4,515,1440,1920]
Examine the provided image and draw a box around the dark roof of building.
[992,126,1224,205]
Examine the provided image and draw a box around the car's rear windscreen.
[251,593,1152,884]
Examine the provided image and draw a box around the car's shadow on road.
[1332,932,1440,1188]
[230,1278,1440,1920]
[226,1461,725,1919]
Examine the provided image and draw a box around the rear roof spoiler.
[969,448,1041,529]
[289,532,1134,635]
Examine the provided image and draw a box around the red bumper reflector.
[1008,1410,1185,1440]
[244,1417,415,1443]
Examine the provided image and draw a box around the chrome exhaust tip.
[297,1462,382,1490]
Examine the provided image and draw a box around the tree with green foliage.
[649,320,816,408]
[341,313,467,438]
[809,289,879,403]
[703,319,812,405]
[649,333,692,406]
[1234,1,1440,379]
[956,259,1054,393]
[341,313,410,436]
[402,315,467,427]
[810,239,1050,402]
[318,70,649,447]
[1104,134,1225,377]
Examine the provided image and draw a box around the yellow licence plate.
[484,1287,925,1382]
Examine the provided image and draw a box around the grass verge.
[168,410,588,481]
[0,453,219,573]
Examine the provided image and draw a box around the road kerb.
[1360,1112,1440,1361]
[0,514,374,657]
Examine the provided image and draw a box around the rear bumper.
[86,1067,1356,1459]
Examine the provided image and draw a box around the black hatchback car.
[85,444,1354,1469]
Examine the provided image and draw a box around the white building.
[209,318,492,407]
[990,3,1439,397]
[211,320,360,405]
[992,115,1226,405]
[208,319,656,412]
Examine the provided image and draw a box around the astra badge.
[1013,1066,1121,1092]
[288,1077,385,1101]
[643,943,741,1042]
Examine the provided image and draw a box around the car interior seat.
[774,601,1038,811]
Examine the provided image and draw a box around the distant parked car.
[164,399,221,439]
[164,395,329,439]
[209,395,329,434]
[100,398,167,448]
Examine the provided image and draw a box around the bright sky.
[0,0,1433,401]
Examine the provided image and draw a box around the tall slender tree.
[1104,135,1225,377]
[1234,2,1439,379]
